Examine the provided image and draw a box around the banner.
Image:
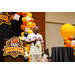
[3,37,25,58]
[0,12,11,25]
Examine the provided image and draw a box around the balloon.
[27,13,32,18]
[18,36,22,40]
[32,23,36,27]
[71,40,75,45]
[66,40,71,47]
[20,24,25,30]
[28,55,30,60]
[68,36,73,41]
[22,12,28,17]
[27,18,31,22]
[27,22,33,28]
[27,44,30,49]
[28,59,31,62]
[29,18,34,23]
[30,27,33,30]
[13,14,20,21]
[25,27,30,32]
[21,32,24,37]
[64,45,66,47]
[22,22,27,25]
[24,32,28,37]
[17,12,22,15]
[22,17,27,22]
[63,37,68,42]
[28,29,33,34]
[60,24,75,38]
[25,47,29,53]
[70,45,74,48]
[11,14,14,20]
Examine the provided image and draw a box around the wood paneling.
[31,12,45,20]
[34,19,45,31]
[31,12,45,48]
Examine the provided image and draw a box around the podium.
[0,38,25,62]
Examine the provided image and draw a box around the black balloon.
[24,32,28,37]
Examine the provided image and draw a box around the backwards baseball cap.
[33,26,38,30]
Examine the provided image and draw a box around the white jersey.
[26,33,44,55]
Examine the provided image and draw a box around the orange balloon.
[63,37,68,42]
[70,45,74,48]
[27,22,33,28]
[20,24,25,30]
[22,12,28,17]
[64,45,66,47]
[28,29,33,34]
[17,12,22,15]
[66,40,71,47]
[29,18,34,23]
[11,14,14,20]
[68,36,73,41]
[22,22,27,25]
[30,27,33,30]
[73,45,75,48]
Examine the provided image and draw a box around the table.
[51,47,74,62]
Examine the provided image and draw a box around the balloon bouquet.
[60,23,75,55]
[11,12,36,62]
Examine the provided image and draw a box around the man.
[26,26,44,62]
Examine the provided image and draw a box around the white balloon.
[71,40,75,45]
[27,18,31,22]
[26,15,29,18]
[14,14,20,21]
[25,27,30,32]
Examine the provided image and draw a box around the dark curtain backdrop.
[0,17,23,44]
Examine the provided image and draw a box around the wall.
[45,12,75,56]
[45,12,75,24]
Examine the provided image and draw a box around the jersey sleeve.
[26,34,31,42]
[40,35,44,43]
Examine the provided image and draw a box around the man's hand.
[32,38,38,42]
[42,52,44,56]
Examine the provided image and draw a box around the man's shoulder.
[28,33,34,36]
[37,33,42,37]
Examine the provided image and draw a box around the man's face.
[34,27,39,33]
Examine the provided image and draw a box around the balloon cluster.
[60,24,75,48]
[11,12,37,62]
[11,12,36,39]
[63,36,73,47]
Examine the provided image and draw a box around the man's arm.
[26,38,38,44]
[41,42,44,55]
